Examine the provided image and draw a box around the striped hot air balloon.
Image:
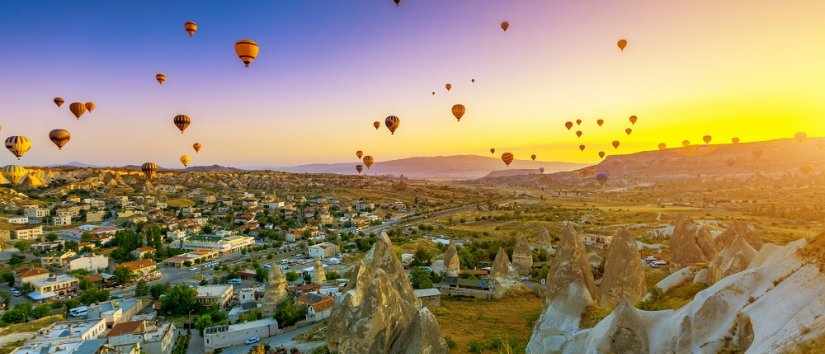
[5,136,31,159]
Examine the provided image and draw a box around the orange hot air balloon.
[445,83,452,91]
[193,142,202,153]
[141,162,158,179]
[617,38,627,52]
[576,119,582,126]
[596,119,604,127]
[500,21,510,32]
[611,140,620,149]
[578,144,586,151]
[629,115,637,125]
[658,142,666,150]
[565,121,573,130]
[576,130,583,138]
[234,39,260,67]
[362,155,374,169]
[184,21,198,37]
[5,136,32,159]
[501,152,514,166]
[49,129,71,150]
[703,135,712,144]
[682,140,691,147]
[173,114,191,134]
[69,102,86,119]
[53,97,64,108]
[598,151,605,158]
[373,121,380,130]
[85,102,96,113]
[355,164,363,174]
[731,137,740,144]
[451,104,465,121]
[531,154,536,161]
[180,154,192,168]
[489,148,495,155]
[385,115,400,135]
[625,128,632,135]
[356,150,363,159]
[156,73,166,85]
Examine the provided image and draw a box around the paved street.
[219,325,324,354]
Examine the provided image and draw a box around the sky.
[2,0,825,168]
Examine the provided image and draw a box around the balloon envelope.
[501,152,514,166]
[69,102,86,119]
[451,104,465,121]
[5,136,31,159]
[53,97,64,107]
[384,115,400,134]
[234,39,260,67]
[49,129,71,150]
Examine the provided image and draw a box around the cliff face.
[443,242,460,277]
[512,238,534,276]
[714,221,763,251]
[708,235,757,284]
[598,229,646,308]
[261,264,287,316]
[327,233,448,354]
[671,218,718,267]
[546,224,597,301]
[491,247,525,298]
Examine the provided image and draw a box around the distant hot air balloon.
[432,91,435,96]
[596,119,604,127]
[471,78,475,83]
[355,164,363,174]
[703,135,712,144]
[579,144,586,151]
[5,136,31,159]
[385,115,400,135]
[49,129,71,150]
[629,115,637,125]
[612,140,620,149]
[184,21,198,37]
[180,154,192,168]
[156,73,166,85]
[234,39,260,67]
[576,130,583,138]
[625,128,632,135]
[362,155,374,168]
[795,132,807,142]
[173,114,191,134]
[445,83,452,91]
[576,119,582,126]
[501,152,514,166]
[141,162,158,179]
[682,140,691,147]
[596,172,608,186]
[451,104,466,121]
[393,0,401,6]
[500,21,509,32]
[3,165,27,185]
[531,154,536,161]
[69,102,86,119]
[565,121,573,130]
[617,38,627,52]
[598,151,605,159]
[356,150,364,159]
[731,137,740,144]
[53,97,64,108]
[85,102,96,113]
[539,167,544,173]
[658,142,666,150]
[373,121,380,130]
[490,148,495,155]
[193,142,202,153]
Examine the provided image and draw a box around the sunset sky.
[2,0,825,168]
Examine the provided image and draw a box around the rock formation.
[261,264,288,316]
[708,235,757,283]
[537,227,555,255]
[546,224,597,301]
[670,218,717,267]
[491,247,524,298]
[327,233,448,354]
[313,259,326,285]
[598,229,646,308]
[512,238,534,275]
[714,221,763,251]
[443,241,460,277]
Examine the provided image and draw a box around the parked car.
[245,336,260,345]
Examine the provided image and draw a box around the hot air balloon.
[501,152,514,166]
[576,130,583,138]
[658,143,666,150]
[565,121,573,130]
[234,39,260,67]
[385,115,400,135]
[85,102,96,113]
[617,38,627,52]
[612,140,620,149]
[3,165,27,185]
[539,167,544,173]
[625,128,632,135]
[362,155,374,169]
[596,119,604,127]
[445,83,452,91]
[355,164,363,174]
[173,114,191,134]
[471,78,475,83]
[682,140,691,147]
[141,162,158,179]
[356,150,364,159]
[451,104,465,121]
[49,129,71,150]
[69,102,86,119]
[156,73,166,85]
[629,115,637,125]
[531,154,536,161]
[576,119,582,126]
[731,137,740,144]
[53,97,64,108]
[596,172,608,186]
[393,0,401,6]
[5,136,31,159]
[193,142,202,153]
[500,21,509,32]
[703,135,712,144]
[180,154,192,168]
[184,21,198,37]
[598,151,605,158]
[579,144,586,151]
[490,148,495,155]
[373,121,380,130]
[432,91,435,96]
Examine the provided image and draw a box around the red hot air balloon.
[384,115,400,134]
[501,152,514,166]
[531,154,536,161]
[500,21,509,32]
[617,38,627,52]
[373,121,380,130]
[451,104,465,121]
[629,115,638,124]
[565,121,573,130]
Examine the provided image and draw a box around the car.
[10,290,21,297]
[245,336,260,345]
[189,267,198,271]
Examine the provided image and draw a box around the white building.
[13,225,44,241]
[53,214,72,226]
[308,242,338,259]
[6,216,28,224]
[24,205,48,218]
[68,254,110,272]
[107,320,176,354]
[203,319,280,352]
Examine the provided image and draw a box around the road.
[359,203,477,236]
[219,325,324,354]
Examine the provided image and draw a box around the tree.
[135,281,149,297]
[32,304,51,319]
[150,283,168,300]
[413,247,432,266]
[285,271,299,282]
[113,267,133,285]
[193,314,213,335]
[255,267,269,283]
[274,298,307,328]
[0,272,15,287]
[8,254,25,266]
[410,267,433,289]
[160,285,199,316]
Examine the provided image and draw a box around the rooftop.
[197,285,232,298]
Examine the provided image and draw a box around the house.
[196,285,234,308]
[68,254,110,272]
[298,293,334,322]
[52,214,72,226]
[203,319,280,352]
[85,210,106,223]
[181,235,255,255]
[117,259,159,281]
[23,205,48,218]
[131,246,155,259]
[12,225,44,240]
[16,267,50,286]
[307,242,338,259]
[16,319,107,350]
[107,320,176,354]
[6,216,28,224]
[414,288,442,308]
[40,251,76,267]
[86,298,150,328]
[28,274,80,300]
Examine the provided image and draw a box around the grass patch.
[580,305,612,329]
[167,198,195,208]
[0,314,63,334]
[638,282,708,311]
[0,339,25,354]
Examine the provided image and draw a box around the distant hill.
[50,161,98,168]
[182,165,244,173]
[278,154,585,180]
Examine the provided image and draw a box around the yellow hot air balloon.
[500,21,510,32]
[5,136,31,159]
[501,152,514,166]
[193,142,202,153]
[451,104,465,121]
[156,73,167,85]
[184,21,198,37]
[703,135,712,144]
[731,137,740,144]
[49,129,71,150]
[180,154,192,168]
[141,162,158,179]
[173,114,191,134]
[85,102,96,113]
[617,38,627,52]
[53,97,64,108]
[69,102,86,119]
[356,150,364,159]
[385,115,400,135]
[362,155,374,169]
[234,39,260,67]
[3,165,27,185]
